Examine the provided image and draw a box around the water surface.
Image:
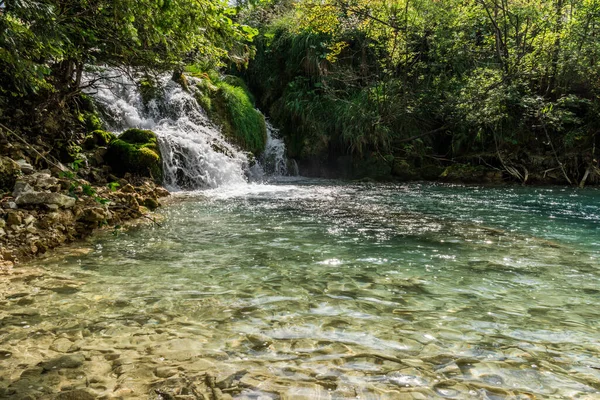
[1,181,600,399]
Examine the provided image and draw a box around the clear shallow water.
[2,181,600,399]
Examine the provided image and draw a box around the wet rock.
[11,307,39,316]
[49,285,80,295]
[155,366,178,378]
[246,333,273,350]
[143,198,159,211]
[16,192,76,208]
[53,390,96,400]
[39,353,85,371]
[20,367,43,378]
[155,187,170,198]
[50,338,74,353]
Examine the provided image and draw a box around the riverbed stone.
[51,338,74,353]
[155,366,178,378]
[53,389,96,400]
[39,353,85,371]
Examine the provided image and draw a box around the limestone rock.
[12,179,34,197]
[80,207,109,223]
[155,187,170,198]
[35,173,58,189]
[15,159,34,174]
[16,192,76,208]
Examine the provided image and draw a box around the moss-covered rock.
[440,163,503,183]
[83,130,117,150]
[105,129,163,182]
[0,156,21,192]
[188,73,267,156]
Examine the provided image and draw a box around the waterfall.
[260,122,289,176]
[85,69,282,190]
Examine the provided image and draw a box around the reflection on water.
[1,181,600,399]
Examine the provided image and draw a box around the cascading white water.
[85,69,288,190]
[260,122,289,176]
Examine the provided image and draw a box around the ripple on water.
[0,181,599,398]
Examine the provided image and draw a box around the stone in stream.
[39,354,85,371]
[53,390,96,400]
[155,366,178,378]
[50,338,74,353]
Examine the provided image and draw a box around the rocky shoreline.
[0,130,170,269]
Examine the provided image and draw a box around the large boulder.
[0,156,21,192]
[105,129,163,182]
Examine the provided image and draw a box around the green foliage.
[188,70,267,155]
[106,129,163,182]
[239,0,600,182]
[0,0,257,148]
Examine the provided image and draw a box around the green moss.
[83,130,117,150]
[106,129,163,182]
[212,81,267,155]
[120,128,158,145]
[185,71,267,155]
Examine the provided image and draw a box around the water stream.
[1,181,599,399]
[1,71,599,398]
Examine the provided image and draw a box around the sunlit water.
[2,181,600,399]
